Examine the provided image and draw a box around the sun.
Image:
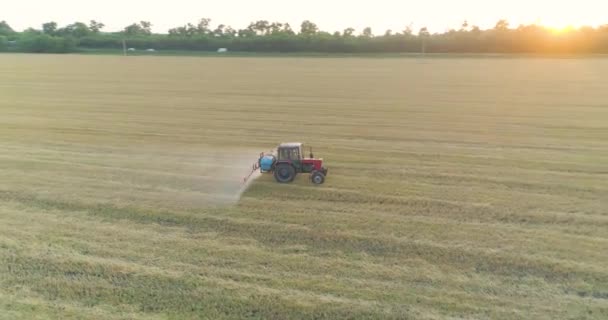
[540,19,576,34]
[547,25,573,34]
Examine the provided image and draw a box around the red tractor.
[248,142,328,184]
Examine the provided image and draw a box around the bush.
[0,36,7,51]
[17,34,76,53]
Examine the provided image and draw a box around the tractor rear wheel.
[274,164,296,183]
[311,171,325,185]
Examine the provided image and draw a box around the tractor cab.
[277,142,303,162]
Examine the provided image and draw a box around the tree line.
[1,19,608,54]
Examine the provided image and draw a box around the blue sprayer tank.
[259,154,276,172]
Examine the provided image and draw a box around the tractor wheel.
[274,164,296,183]
[311,171,325,185]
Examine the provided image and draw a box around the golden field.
[0,54,607,319]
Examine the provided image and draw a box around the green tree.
[402,25,414,36]
[17,34,76,53]
[168,26,184,36]
[124,21,152,36]
[197,18,212,34]
[0,21,14,36]
[248,20,270,35]
[23,28,42,35]
[124,23,142,35]
[59,22,91,37]
[237,28,255,38]
[223,26,237,38]
[42,22,58,35]
[140,21,152,33]
[169,23,197,37]
[213,24,226,37]
[270,22,286,35]
[282,23,295,35]
[362,27,373,37]
[419,27,430,37]
[0,35,7,51]
[495,19,510,31]
[300,20,318,35]
[343,28,355,37]
[89,20,105,33]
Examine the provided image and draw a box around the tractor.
[245,142,328,185]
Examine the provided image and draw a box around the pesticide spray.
[204,149,267,205]
[238,168,262,199]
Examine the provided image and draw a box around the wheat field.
[0,54,607,319]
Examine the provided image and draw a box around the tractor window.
[278,147,301,160]
[290,148,300,160]
[278,148,289,161]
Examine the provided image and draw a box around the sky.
[3,0,607,34]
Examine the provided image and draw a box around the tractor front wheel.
[311,171,325,185]
[274,164,296,183]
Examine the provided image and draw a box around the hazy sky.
[4,0,606,34]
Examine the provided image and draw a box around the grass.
[0,53,607,319]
